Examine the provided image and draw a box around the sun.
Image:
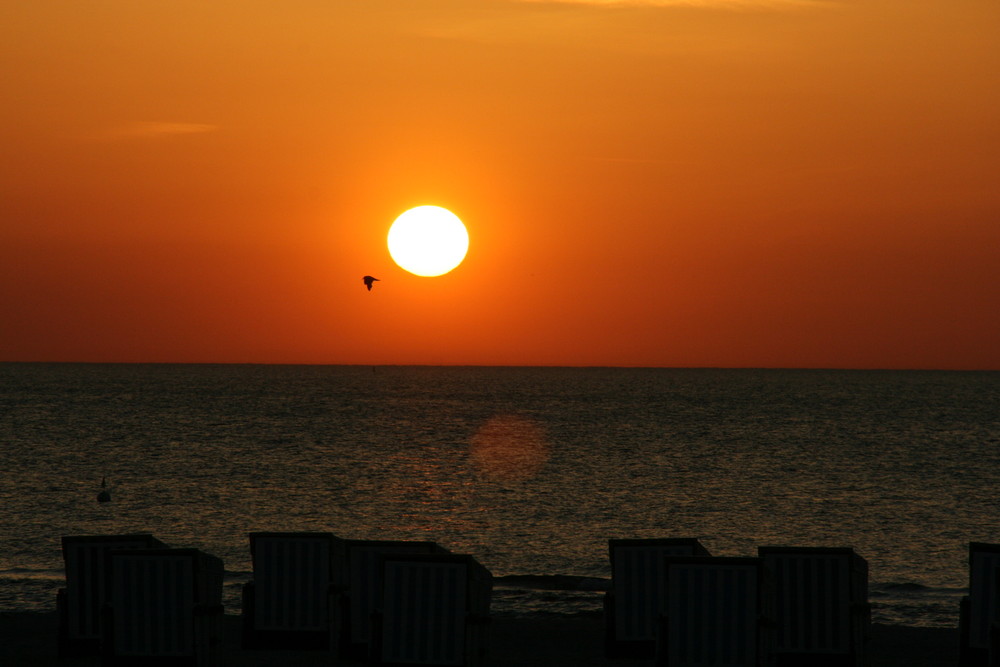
[387,206,469,277]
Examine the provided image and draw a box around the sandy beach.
[0,612,958,667]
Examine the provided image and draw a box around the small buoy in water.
[97,477,111,503]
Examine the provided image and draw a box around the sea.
[1,363,998,628]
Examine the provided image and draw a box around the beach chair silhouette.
[241,531,346,650]
[960,542,1000,667]
[758,546,870,667]
[102,547,224,667]
[57,533,168,657]
[343,539,450,657]
[657,556,775,667]
[371,552,493,667]
[606,537,712,658]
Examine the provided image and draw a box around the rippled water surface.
[1,364,998,626]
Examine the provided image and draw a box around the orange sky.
[2,0,998,369]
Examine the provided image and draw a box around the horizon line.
[1,360,996,373]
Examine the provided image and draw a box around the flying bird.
[363,275,380,291]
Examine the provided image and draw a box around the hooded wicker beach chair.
[605,537,712,658]
[758,546,870,667]
[57,533,168,657]
[241,531,346,651]
[342,539,450,657]
[657,556,775,667]
[370,552,493,667]
[960,542,1000,667]
[101,547,224,667]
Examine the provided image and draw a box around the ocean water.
[1,363,998,627]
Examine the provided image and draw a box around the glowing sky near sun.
[1,0,997,369]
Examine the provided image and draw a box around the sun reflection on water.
[470,414,549,482]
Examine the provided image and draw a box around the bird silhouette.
[363,276,380,291]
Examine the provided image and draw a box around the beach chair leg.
[603,591,623,658]
[654,614,669,667]
[961,596,973,667]
[240,581,256,649]
[56,588,101,658]
[369,610,384,665]
[100,604,115,667]
[56,588,69,658]
[990,621,1000,667]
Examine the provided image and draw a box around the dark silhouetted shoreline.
[0,612,958,667]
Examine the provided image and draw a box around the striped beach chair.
[606,537,712,658]
[241,531,346,650]
[960,542,1000,667]
[658,556,774,667]
[759,546,870,667]
[57,533,168,657]
[371,552,493,666]
[102,548,224,667]
[343,539,449,657]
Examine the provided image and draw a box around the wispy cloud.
[514,0,832,7]
[95,121,219,140]
[412,0,838,45]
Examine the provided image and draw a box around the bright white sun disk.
[387,206,469,277]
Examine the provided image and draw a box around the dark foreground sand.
[0,612,958,667]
